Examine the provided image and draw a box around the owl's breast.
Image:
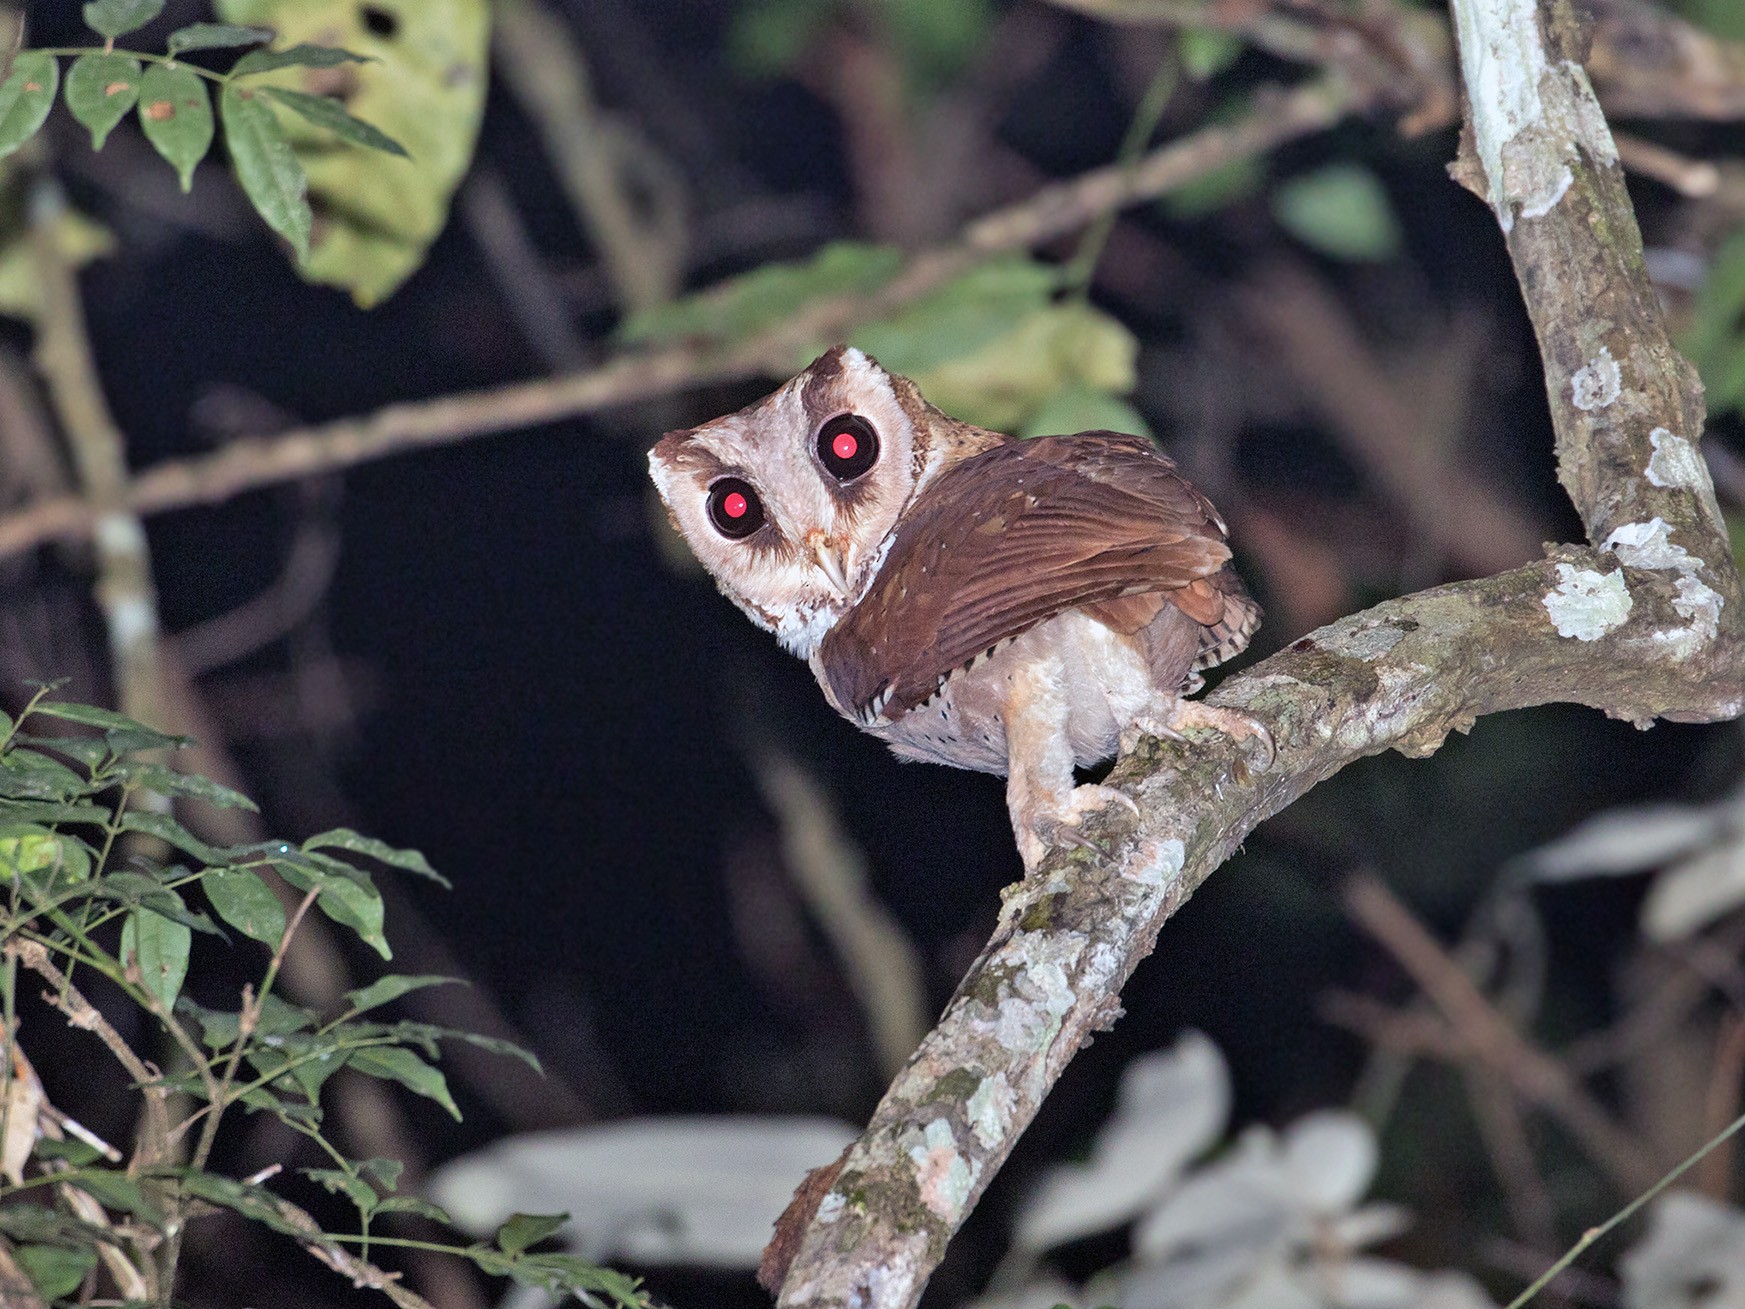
[825,609,1168,776]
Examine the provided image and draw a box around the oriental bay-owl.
[649,347,1269,871]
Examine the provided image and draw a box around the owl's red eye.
[817,414,879,482]
[706,477,765,539]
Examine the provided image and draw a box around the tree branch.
[771,1,1745,1303]
[0,79,1348,561]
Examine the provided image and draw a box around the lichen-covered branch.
[772,2,1745,1304]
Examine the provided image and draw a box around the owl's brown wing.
[819,433,1238,723]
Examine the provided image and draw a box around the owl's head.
[649,347,943,658]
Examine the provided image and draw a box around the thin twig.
[0,79,1350,561]
[1344,875,1662,1194]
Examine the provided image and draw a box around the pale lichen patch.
[1570,347,1621,410]
[967,1074,1016,1150]
[1335,623,1407,661]
[1543,564,1631,640]
[816,1191,846,1223]
[907,1119,974,1220]
[1123,837,1185,888]
[1604,519,1724,659]
[1646,428,1704,490]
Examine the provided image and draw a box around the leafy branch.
[0,688,651,1308]
[1,1,408,261]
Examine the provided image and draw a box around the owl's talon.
[1158,701,1275,771]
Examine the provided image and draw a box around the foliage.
[0,5,414,302]
[0,687,650,1309]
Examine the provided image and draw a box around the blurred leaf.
[65,53,142,150]
[123,908,192,1011]
[847,256,1061,381]
[15,1244,97,1299]
[1017,1031,1230,1251]
[72,1168,165,1226]
[119,810,227,864]
[166,22,275,56]
[348,1046,459,1119]
[1681,228,1745,417]
[304,827,445,884]
[261,86,407,156]
[497,1211,569,1256]
[82,0,164,39]
[0,54,61,160]
[429,1116,857,1267]
[202,865,286,945]
[221,84,311,260]
[343,973,462,1016]
[900,301,1140,432]
[1019,381,1152,439]
[620,241,904,348]
[231,44,373,76]
[726,0,830,78]
[137,62,214,192]
[32,1138,102,1167]
[1670,0,1745,39]
[1180,28,1244,80]
[886,0,995,85]
[217,0,490,306]
[1162,154,1264,218]
[1272,163,1402,262]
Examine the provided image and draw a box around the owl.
[649,347,1269,871]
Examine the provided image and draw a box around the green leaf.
[31,699,172,740]
[167,22,275,56]
[470,1247,650,1307]
[348,1046,459,1119]
[118,810,226,864]
[1180,28,1244,80]
[497,1211,569,1257]
[202,865,286,945]
[0,750,89,801]
[303,1166,380,1214]
[1272,162,1402,263]
[82,0,165,39]
[175,1171,308,1237]
[274,859,390,958]
[618,241,904,348]
[0,53,61,161]
[13,732,111,768]
[221,84,311,260]
[65,53,142,150]
[343,974,461,1017]
[726,0,831,78]
[231,44,372,76]
[71,1168,165,1225]
[1019,383,1152,440]
[0,799,112,826]
[304,827,445,884]
[374,1193,453,1223]
[137,62,213,192]
[97,873,224,937]
[122,908,192,1012]
[113,762,258,811]
[847,256,1062,380]
[15,1243,97,1299]
[260,86,408,157]
[32,1137,101,1167]
[358,1155,404,1190]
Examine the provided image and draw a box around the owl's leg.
[1002,658,1139,872]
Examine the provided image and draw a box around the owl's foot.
[1124,701,1276,769]
[1017,784,1142,871]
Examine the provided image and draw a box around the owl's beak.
[812,541,853,599]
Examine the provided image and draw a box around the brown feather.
[819,433,1243,720]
